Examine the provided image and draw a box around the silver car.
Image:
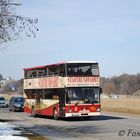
[0,96,8,108]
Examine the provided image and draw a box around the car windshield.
[0,97,5,101]
[14,98,24,103]
[66,87,100,104]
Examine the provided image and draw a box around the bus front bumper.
[65,112,101,117]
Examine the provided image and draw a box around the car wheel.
[9,107,11,111]
[12,106,16,112]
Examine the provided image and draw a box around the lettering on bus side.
[67,76,99,86]
[24,79,39,89]
[38,77,59,88]
[24,80,28,89]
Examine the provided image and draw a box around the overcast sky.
[0,0,140,79]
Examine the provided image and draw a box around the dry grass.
[0,92,23,101]
[101,98,140,115]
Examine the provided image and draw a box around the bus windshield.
[66,87,100,104]
[67,63,99,76]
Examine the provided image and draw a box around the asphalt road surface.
[0,108,140,140]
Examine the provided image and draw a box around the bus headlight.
[96,108,101,112]
[68,109,72,113]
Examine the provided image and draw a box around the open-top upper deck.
[23,61,99,79]
[23,61,98,71]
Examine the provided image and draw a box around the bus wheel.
[31,107,36,117]
[53,108,59,120]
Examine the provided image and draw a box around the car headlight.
[15,104,21,107]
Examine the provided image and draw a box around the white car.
[0,96,8,108]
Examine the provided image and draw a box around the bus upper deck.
[24,61,99,78]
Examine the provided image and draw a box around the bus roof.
[23,61,98,71]
[67,61,98,64]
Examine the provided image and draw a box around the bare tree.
[101,73,140,95]
[0,0,38,43]
[102,79,115,95]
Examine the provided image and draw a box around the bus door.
[35,90,41,114]
[58,89,65,117]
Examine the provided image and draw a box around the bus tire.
[53,108,59,120]
[31,107,36,117]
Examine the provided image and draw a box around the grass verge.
[101,98,140,115]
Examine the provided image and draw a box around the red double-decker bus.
[23,61,102,119]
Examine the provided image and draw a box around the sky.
[0,0,140,79]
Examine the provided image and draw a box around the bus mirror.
[100,88,102,94]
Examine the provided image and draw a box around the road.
[0,108,140,140]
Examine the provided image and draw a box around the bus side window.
[26,92,36,99]
[48,67,53,76]
[68,68,75,75]
[24,71,28,78]
[53,95,59,99]
[48,66,59,76]
[77,68,84,75]
[59,65,65,76]
[44,68,48,76]
[44,92,52,99]
[85,68,92,75]
[37,69,45,77]
[32,70,37,77]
